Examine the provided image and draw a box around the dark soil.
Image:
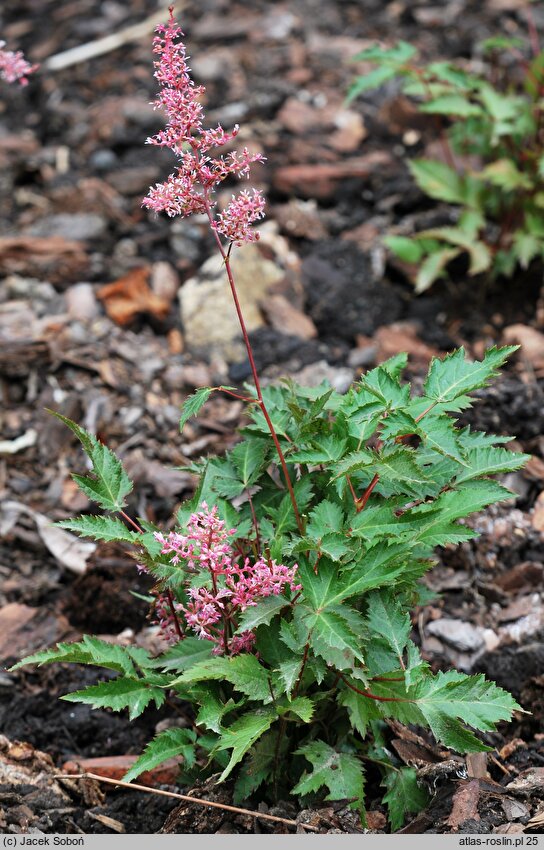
[1,0,544,836]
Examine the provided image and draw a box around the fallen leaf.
[0,500,95,573]
[0,604,36,661]
[503,324,544,372]
[366,810,387,830]
[374,322,439,368]
[0,603,70,665]
[498,739,526,761]
[496,561,543,592]
[466,753,488,779]
[523,455,544,481]
[86,813,126,833]
[527,805,544,829]
[494,823,526,834]
[274,152,392,198]
[97,267,170,326]
[447,780,480,830]
[261,293,317,339]
[0,236,87,285]
[506,768,544,796]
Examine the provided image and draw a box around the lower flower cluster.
[154,503,300,654]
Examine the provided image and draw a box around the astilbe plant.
[349,7,544,290]
[0,40,37,85]
[13,10,529,830]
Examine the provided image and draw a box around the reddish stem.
[346,474,359,507]
[219,387,256,404]
[338,672,409,704]
[355,473,379,513]
[119,510,144,534]
[414,402,437,424]
[203,197,303,535]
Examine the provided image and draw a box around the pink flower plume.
[143,9,265,244]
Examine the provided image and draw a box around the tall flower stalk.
[143,7,302,532]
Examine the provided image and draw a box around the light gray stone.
[426,618,486,653]
[179,242,284,361]
[28,213,107,241]
[292,360,354,394]
[65,283,100,321]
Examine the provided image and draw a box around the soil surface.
[1,0,544,836]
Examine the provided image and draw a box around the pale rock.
[426,618,486,653]
[291,360,354,394]
[503,324,544,371]
[65,282,100,321]
[531,490,544,532]
[261,293,317,340]
[179,230,288,361]
[150,261,179,303]
[28,212,107,241]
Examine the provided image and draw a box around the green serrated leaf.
[368,669,521,752]
[179,387,213,431]
[123,728,197,783]
[10,635,140,676]
[366,590,411,669]
[337,687,381,737]
[347,65,397,100]
[277,658,302,696]
[383,767,429,831]
[455,446,530,483]
[409,159,467,204]
[216,708,277,781]
[46,410,97,456]
[233,731,278,804]
[419,94,482,117]
[413,670,521,751]
[423,346,517,407]
[230,438,268,487]
[279,696,314,722]
[175,654,274,703]
[236,595,289,633]
[61,676,167,720]
[157,637,214,672]
[71,438,133,512]
[56,515,141,544]
[303,605,365,670]
[293,741,365,811]
[415,247,461,294]
[383,235,423,264]
[307,500,345,538]
[194,687,239,734]
[47,413,134,512]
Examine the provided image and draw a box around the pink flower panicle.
[143,9,265,243]
[214,189,266,246]
[154,594,184,644]
[0,41,37,86]
[154,503,300,655]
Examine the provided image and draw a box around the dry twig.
[61,772,319,832]
[44,3,186,71]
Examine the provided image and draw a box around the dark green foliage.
[349,38,544,289]
[15,348,527,829]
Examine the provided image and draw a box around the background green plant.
[13,346,528,830]
[349,34,544,290]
